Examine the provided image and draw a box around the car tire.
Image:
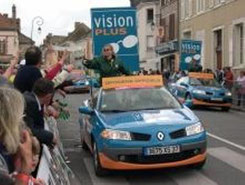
[221,107,230,112]
[81,138,89,151]
[93,142,108,176]
[191,159,206,170]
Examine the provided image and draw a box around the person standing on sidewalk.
[82,44,130,85]
[224,67,234,90]
[236,71,245,107]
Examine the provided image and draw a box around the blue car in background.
[169,73,232,111]
[64,76,99,93]
[79,76,207,176]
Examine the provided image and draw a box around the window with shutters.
[181,0,192,19]
[234,23,244,66]
[160,18,166,43]
[196,0,206,13]
[169,14,175,40]
[147,35,155,50]
[0,40,6,55]
[214,0,226,6]
[147,8,154,23]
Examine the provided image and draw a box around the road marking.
[208,147,245,173]
[207,132,245,151]
[84,158,130,185]
[169,170,218,185]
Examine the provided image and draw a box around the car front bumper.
[99,140,207,170]
[192,98,232,107]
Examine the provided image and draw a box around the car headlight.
[185,122,204,136]
[85,81,89,85]
[225,91,232,96]
[101,129,132,140]
[193,90,206,95]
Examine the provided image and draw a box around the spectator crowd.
[0,46,74,185]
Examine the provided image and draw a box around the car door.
[82,93,99,151]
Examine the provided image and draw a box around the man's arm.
[24,115,54,146]
[82,57,100,70]
[23,100,54,146]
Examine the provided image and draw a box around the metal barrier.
[36,117,73,185]
[231,82,245,109]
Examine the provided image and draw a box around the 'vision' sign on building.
[91,7,139,71]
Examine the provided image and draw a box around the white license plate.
[211,98,223,101]
[144,145,180,156]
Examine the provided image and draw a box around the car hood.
[193,86,226,92]
[98,108,199,131]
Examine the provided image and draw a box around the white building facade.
[180,0,245,75]
[136,1,160,71]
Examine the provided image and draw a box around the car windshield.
[190,78,221,87]
[99,87,182,112]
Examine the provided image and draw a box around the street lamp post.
[31,16,44,40]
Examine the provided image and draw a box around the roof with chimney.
[0,13,19,31]
[0,4,20,31]
[43,34,67,45]
[64,22,91,42]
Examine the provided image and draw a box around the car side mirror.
[79,106,94,115]
[180,82,188,88]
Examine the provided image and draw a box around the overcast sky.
[0,0,130,45]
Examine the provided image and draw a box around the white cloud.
[0,0,130,45]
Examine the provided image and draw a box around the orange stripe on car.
[99,152,207,170]
[192,99,231,107]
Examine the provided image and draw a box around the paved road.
[58,94,245,185]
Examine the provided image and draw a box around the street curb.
[231,106,245,112]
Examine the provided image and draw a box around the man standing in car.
[82,44,130,85]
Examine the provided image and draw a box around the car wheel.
[191,159,206,170]
[81,137,89,151]
[93,142,108,176]
[221,107,230,111]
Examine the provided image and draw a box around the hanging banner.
[180,40,202,71]
[91,7,139,71]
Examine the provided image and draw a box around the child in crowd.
[13,136,45,185]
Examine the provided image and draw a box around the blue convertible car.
[79,76,207,176]
[169,72,232,111]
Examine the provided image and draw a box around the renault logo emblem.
[157,132,165,141]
